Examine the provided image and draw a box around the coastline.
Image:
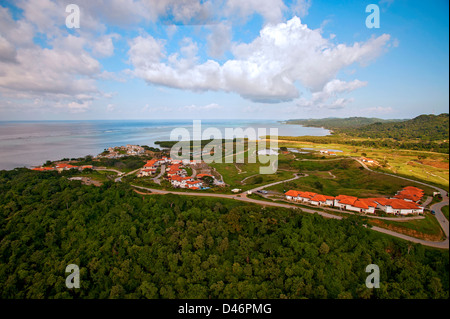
[0,119,331,171]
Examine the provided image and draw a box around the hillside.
[284,117,401,130]
[0,169,448,298]
[338,114,449,141]
[284,114,449,153]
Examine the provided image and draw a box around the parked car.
[431,210,436,215]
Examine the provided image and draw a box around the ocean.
[0,119,330,170]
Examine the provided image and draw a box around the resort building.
[285,188,424,215]
[372,198,424,215]
[393,186,424,203]
[310,194,335,207]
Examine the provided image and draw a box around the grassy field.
[367,213,446,241]
[267,157,436,198]
[67,169,118,183]
[442,205,449,221]
[276,138,449,190]
[210,151,295,191]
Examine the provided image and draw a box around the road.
[245,173,305,194]
[131,184,342,220]
[104,156,450,249]
[152,164,166,184]
[104,168,140,183]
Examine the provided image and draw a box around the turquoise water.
[0,119,330,170]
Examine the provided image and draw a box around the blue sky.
[0,0,448,121]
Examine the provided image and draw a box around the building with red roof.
[394,186,424,203]
[297,191,318,203]
[55,163,78,172]
[373,198,423,215]
[310,194,335,206]
[334,195,358,209]
[282,187,425,215]
[285,190,301,200]
[32,167,54,171]
[144,159,158,168]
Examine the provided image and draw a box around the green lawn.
[209,151,296,191]
[442,205,449,221]
[266,158,436,198]
[368,213,446,241]
[64,169,117,182]
[277,138,449,189]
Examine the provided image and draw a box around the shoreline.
[0,120,330,171]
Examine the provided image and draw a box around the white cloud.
[292,0,312,18]
[207,23,232,59]
[225,0,287,24]
[0,35,17,63]
[0,5,105,112]
[128,16,390,103]
[67,101,92,113]
[106,104,116,112]
[180,103,223,111]
[295,79,366,110]
[91,34,120,58]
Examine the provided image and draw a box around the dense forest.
[283,114,449,153]
[0,169,448,299]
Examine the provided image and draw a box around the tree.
[319,242,330,255]
[313,181,324,192]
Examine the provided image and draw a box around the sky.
[0,0,448,121]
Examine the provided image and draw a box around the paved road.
[152,164,166,184]
[421,196,433,208]
[131,184,342,220]
[245,173,305,194]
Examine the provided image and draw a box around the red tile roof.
[373,198,421,209]
[335,195,358,205]
[298,191,317,199]
[144,159,158,168]
[285,190,301,197]
[310,194,334,202]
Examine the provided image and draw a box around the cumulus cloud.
[128,16,390,103]
[1,1,394,115]
[295,79,367,110]
[0,4,105,112]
